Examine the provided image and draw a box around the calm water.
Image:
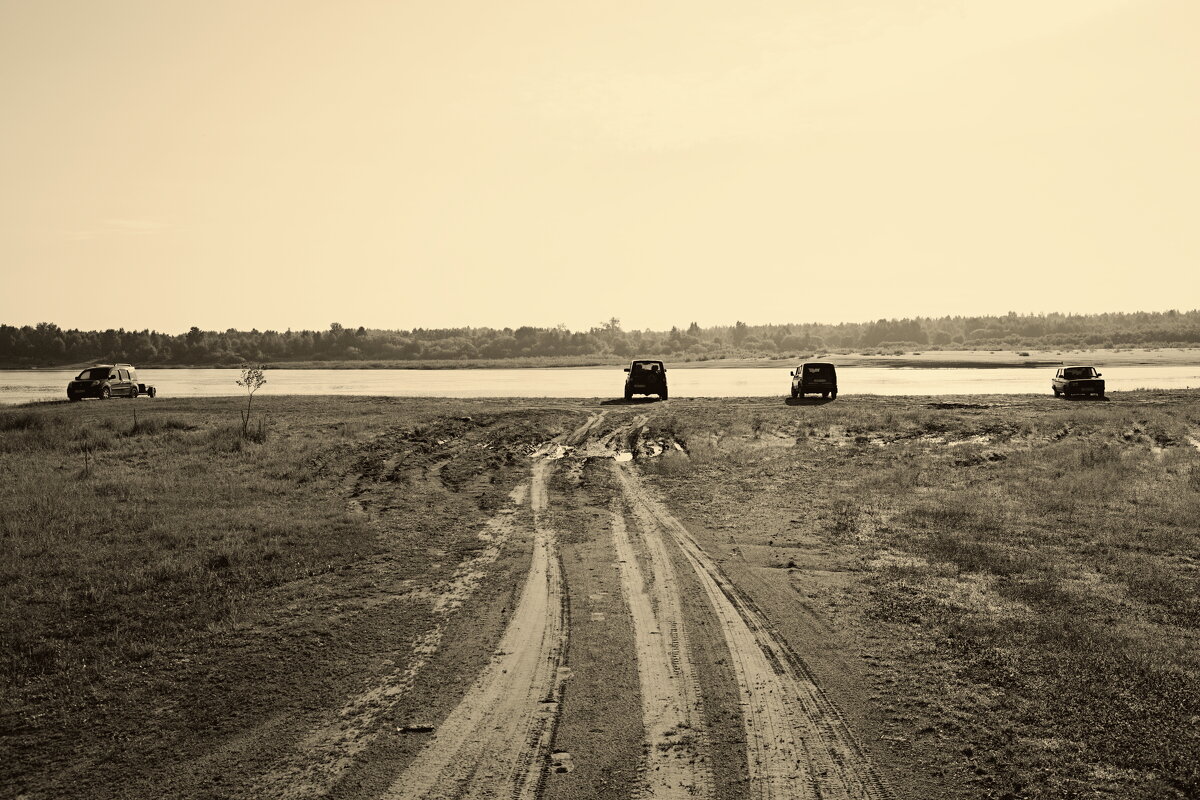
[1,366,1198,406]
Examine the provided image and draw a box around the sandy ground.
[307,409,888,800]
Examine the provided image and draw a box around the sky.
[1,0,1197,334]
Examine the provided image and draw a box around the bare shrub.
[236,365,267,439]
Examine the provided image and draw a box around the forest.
[2,310,1198,367]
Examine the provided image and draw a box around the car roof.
[798,361,835,367]
[1063,365,1096,369]
[630,359,664,364]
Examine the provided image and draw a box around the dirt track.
[347,410,886,799]
[382,457,567,799]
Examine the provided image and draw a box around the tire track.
[609,492,714,798]
[248,484,531,799]
[613,464,888,800]
[382,422,590,800]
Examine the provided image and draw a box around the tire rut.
[609,492,714,798]
[612,464,889,800]
[382,416,603,800]
[247,483,531,799]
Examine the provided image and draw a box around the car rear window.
[803,364,834,376]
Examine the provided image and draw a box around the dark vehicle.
[67,364,157,401]
[790,362,838,399]
[1053,366,1105,398]
[624,359,667,400]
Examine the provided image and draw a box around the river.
[1,366,1198,406]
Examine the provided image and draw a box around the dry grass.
[1,395,583,799]
[0,400,377,701]
[639,393,1200,799]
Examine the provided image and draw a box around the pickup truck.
[1052,366,1105,398]
[67,363,157,401]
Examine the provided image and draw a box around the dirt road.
[360,410,886,799]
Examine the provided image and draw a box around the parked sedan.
[1052,366,1105,398]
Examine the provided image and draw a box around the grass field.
[2,392,1197,799]
[0,396,578,797]
[637,394,1200,798]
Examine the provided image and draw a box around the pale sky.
[1,0,1197,333]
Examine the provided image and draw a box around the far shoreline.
[4,347,1200,372]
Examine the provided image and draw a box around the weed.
[641,449,693,477]
[829,499,860,540]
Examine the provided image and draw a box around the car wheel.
[1053,388,1060,397]
[149,387,156,398]
[831,391,838,400]
[660,390,668,401]
[790,388,798,399]
[129,384,138,398]
[624,389,633,401]
[100,386,111,400]
[821,391,829,398]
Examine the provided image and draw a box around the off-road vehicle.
[67,364,157,401]
[624,359,667,400]
[1052,366,1104,398]
[790,362,838,399]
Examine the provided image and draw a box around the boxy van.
[790,362,838,399]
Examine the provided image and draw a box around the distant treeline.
[3,311,1199,367]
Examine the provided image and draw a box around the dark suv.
[1052,366,1104,398]
[624,360,668,400]
[67,364,156,401]
[790,362,838,399]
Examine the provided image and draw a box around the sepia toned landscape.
[4,1,1200,798]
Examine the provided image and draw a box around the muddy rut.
[609,496,713,798]
[385,457,567,800]
[612,462,886,800]
[252,409,886,799]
